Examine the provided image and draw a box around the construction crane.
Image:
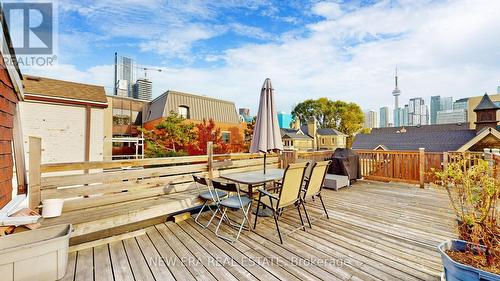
[135,65,162,78]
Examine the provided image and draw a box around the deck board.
[109,241,135,281]
[64,180,455,280]
[74,248,93,281]
[94,244,114,281]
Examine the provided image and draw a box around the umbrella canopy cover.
[250,78,284,153]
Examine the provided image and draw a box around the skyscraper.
[379,106,389,128]
[239,108,250,116]
[430,96,453,124]
[453,98,468,110]
[133,78,152,100]
[430,96,440,125]
[116,79,128,97]
[394,108,403,127]
[277,112,293,128]
[364,110,377,128]
[408,97,429,126]
[392,68,401,126]
[402,104,409,126]
[114,54,136,98]
[441,97,453,111]
[436,109,467,124]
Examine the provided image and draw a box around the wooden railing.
[31,145,279,212]
[28,137,279,240]
[28,134,492,241]
[357,150,423,184]
[283,149,487,187]
[281,150,334,167]
[447,151,484,168]
[356,150,486,186]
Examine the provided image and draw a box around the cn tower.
[392,67,401,110]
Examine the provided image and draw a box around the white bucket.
[41,199,64,218]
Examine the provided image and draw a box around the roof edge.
[24,93,108,108]
[0,8,23,100]
[152,90,236,105]
[23,74,106,90]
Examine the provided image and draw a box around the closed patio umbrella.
[250,78,283,174]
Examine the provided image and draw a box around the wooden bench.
[28,137,279,244]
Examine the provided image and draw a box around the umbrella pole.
[264,154,266,174]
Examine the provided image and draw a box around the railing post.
[29,136,42,212]
[484,148,496,178]
[278,152,284,169]
[443,152,448,170]
[207,141,214,179]
[292,149,298,164]
[419,148,425,188]
[492,152,500,180]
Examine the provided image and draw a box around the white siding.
[19,102,104,165]
[90,108,104,161]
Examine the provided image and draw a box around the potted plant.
[433,157,499,281]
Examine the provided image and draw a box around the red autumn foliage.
[186,119,228,155]
[186,119,247,155]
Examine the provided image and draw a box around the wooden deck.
[62,180,456,281]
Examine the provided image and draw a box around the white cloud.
[139,24,223,58]
[59,0,278,61]
[24,64,115,93]
[32,0,500,115]
[228,23,274,41]
[312,1,344,19]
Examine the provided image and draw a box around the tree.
[292,99,324,126]
[244,117,256,149]
[139,111,195,157]
[227,126,247,153]
[359,127,372,134]
[291,98,364,147]
[339,102,364,147]
[186,119,229,155]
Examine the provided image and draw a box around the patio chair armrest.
[258,188,279,200]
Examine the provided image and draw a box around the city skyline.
[19,0,500,114]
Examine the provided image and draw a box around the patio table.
[220,168,284,217]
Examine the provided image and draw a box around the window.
[178,106,190,119]
[113,108,131,125]
[131,110,140,124]
[321,137,325,145]
[221,132,230,143]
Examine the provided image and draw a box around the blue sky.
[22,0,500,114]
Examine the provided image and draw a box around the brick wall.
[0,57,18,208]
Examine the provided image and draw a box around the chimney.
[292,118,301,130]
[307,117,317,149]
